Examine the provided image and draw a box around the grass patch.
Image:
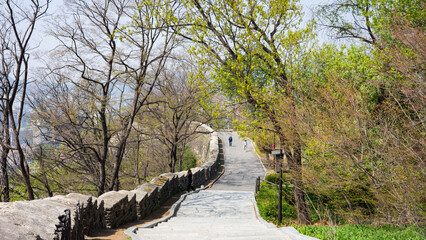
[294,224,425,240]
[256,182,296,225]
[256,173,425,239]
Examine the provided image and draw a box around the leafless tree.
[143,60,211,172]
[0,0,50,201]
[31,0,179,195]
[315,0,379,46]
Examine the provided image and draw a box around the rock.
[0,199,72,239]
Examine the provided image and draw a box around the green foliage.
[265,173,292,184]
[295,224,425,240]
[181,146,197,171]
[256,182,297,225]
[258,173,379,225]
[9,184,27,202]
[2,2,422,233]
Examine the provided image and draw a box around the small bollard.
[255,176,260,194]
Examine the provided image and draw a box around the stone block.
[118,190,138,223]
[136,183,159,214]
[0,199,80,240]
[98,191,136,228]
[191,167,205,187]
[150,176,171,204]
[160,172,180,195]
[65,193,105,233]
[176,171,188,190]
[45,195,87,238]
[130,188,149,219]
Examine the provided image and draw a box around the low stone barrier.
[0,198,83,239]
[45,193,103,237]
[0,125,219,239]
[97,190,137,229]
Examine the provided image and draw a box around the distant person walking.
[187,169,195,192]
[243,140,247,150]
[228,136,233,146]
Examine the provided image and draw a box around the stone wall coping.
[191,167,204,173]
[150,176,169,187]
[45,195,84,208]
[175,171,187,177]
[0,199,70,239]
[130,189,148,202]
[98,191,129,209]
[66,193,93,202]
[135,183,158,196]
[118,190,137,201]
[0,125,219,239]
[201,161,214,168]
[159,172,176,180]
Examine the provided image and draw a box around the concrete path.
[210,132,266,191]
[126,131,318,240]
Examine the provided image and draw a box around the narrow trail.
[127,131,318,240]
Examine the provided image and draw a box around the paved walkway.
[126,131,318,240]
[210,132,266,191]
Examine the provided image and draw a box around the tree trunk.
[286,143,311,225]
[179,155,182,172]
[9,112,34,200]
[136,140,141,185]
[144,161,149,181]
[109,138,128,191]
[17,145,34,200]
[169,144,178,173]
[38,147,53,197]
[1,114,10,202]
[0,147,10,202]
[97,160,106,196]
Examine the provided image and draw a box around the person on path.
[228,136,233,146]
[243,140,247,150]
[186,169,195,192]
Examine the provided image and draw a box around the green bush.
[263,173,295,204]
[265,172,291,184]
[182,146,197,171]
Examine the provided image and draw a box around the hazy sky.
[30,0,333,65]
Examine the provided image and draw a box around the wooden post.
[278,163,283,224]
[255,176,260,194]
[274,154,277,172]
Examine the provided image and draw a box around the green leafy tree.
[312,0,425,225]
[173,0,314,224]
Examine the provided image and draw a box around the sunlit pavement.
[128,131,318,240]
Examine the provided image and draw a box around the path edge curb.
[250,139,267,178]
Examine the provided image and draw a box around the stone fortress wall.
[0,125,219,240]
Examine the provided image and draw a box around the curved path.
[127,131,318,240]
[210,132,266,191]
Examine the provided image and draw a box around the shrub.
[256,182,297,225]
[182,146,197,170]
[265,173,291,184]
